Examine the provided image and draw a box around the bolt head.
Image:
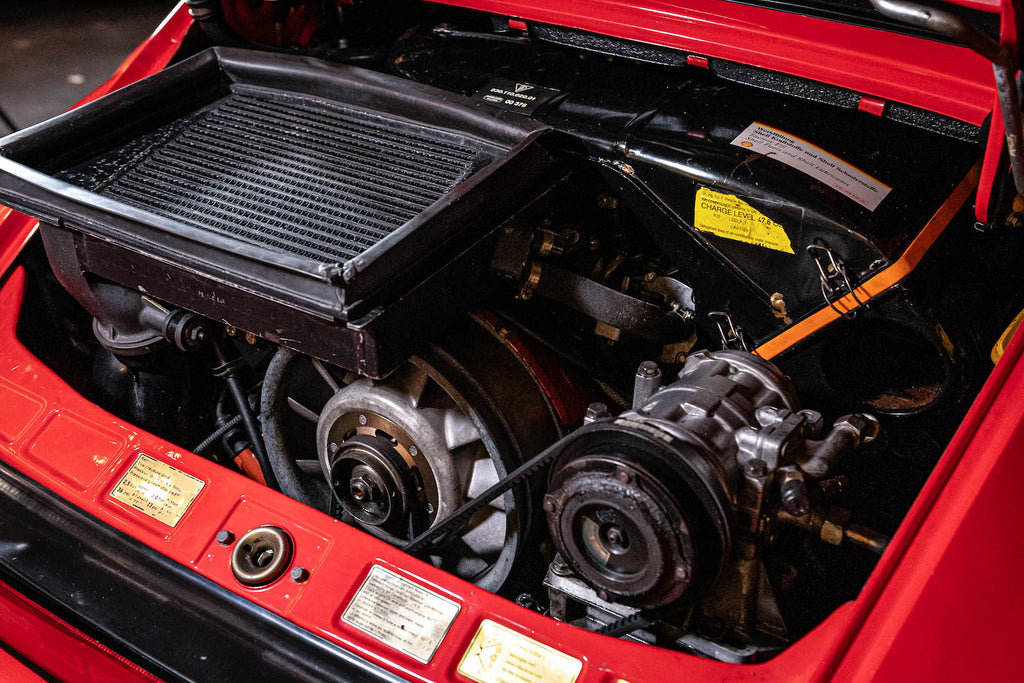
[744,458,768,478]
[216,530,235,546]
[290,566,310,583]
[637,360,660,377]
[350,477,374,502]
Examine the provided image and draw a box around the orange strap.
[755,161,982,360]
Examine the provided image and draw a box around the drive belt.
[401,437,565,555]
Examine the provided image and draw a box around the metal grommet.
[230,526,293,587]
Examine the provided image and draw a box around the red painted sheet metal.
[829,322,1024,681]
[0,208,36,283]
[439,0,996,125]
[0,646,47,683]
[0,581,164,683]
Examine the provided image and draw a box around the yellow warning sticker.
[694,188,795,254]
[109,454,205,527]
[458,619,582,683]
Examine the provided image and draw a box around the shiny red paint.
[474,310,593,428]
[0,648,46,683]
[857,96,887,118]
[446,0,999,126]
[832,318,1024,681]
[0,581,164,683]
[973,0,1018,223]
[0,207,36,285]
[1,2,1022,681]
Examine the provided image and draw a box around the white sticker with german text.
[732,121,891,211]
[109,454,205,527]
[342,565,460,663]
[458,619,582,683]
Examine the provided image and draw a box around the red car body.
[0,1,1021,681]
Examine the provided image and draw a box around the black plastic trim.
[0,458,404,683]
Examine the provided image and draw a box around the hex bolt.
[605,526,626,549]
[780,475,810,517]
[290,566,310,583]
[550,554,573,577]
[583,402,610,425]
[358,414,368,425]
[638,360,660,377]
[633,361,662,409]
[744,458,768,478]
[216,530,235,546]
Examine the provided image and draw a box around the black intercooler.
[0,48,557,376]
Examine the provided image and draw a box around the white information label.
[458,619,583,683]
[342,565,460,663]
[109,454,205,527]
[732,121,891,211]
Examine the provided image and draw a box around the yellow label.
[109,454,205,527]
[458,619,582,683]
[694,188,794,254]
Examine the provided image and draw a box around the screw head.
[290,566,310,583]
[216,530,235,546]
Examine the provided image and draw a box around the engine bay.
[3,0,1023,665]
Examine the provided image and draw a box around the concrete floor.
[0,0,178,134]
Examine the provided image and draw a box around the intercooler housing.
[0,48,559,376]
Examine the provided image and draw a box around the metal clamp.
[708,311,749,351]
[806,244,866,319]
